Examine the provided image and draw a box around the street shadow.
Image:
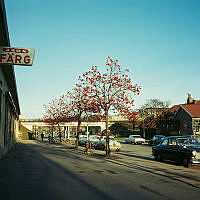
[0,141,117,200]
[118,152,154,161]
[106,157,200,189]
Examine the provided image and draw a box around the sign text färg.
[0,47,35,66]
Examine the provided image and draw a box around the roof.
[170,104,188,112]
[180,104,200,118]
[170,101,200,114]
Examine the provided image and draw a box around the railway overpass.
[18,115,129,138]
[20,120,106,136]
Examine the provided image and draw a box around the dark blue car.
[152,136,200,167]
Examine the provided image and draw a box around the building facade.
[0,0,20,158]
[158,94,200,136]
[174,104,200,135]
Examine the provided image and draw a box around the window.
[161,139,168,145]
[168,138,177,145]
[153,136,158,140]
[177,138,188,145]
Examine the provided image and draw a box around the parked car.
[125,135,145,144]
[79,135,101,147]
[149,135,165,146]
[78,135,88,146]
[88,135,101,147]
[94,137,121,152]
[152,136,200,167]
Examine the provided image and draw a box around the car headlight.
[192,150,197,156]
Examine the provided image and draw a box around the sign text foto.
[0,47,35,66]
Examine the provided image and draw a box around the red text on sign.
[0,53,31,65]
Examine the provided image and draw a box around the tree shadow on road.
[118,152,154,161]
[106,154,200,189]
[0,141,116,200]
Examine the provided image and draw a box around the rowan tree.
[66,85,101,148]
[77,57,141,156]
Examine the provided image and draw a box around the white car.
[94,137,121,152]
[88,135,101,146]
[125,135,145,145]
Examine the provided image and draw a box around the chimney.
[187,93,194,104]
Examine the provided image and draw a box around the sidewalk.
[35,138,119,159]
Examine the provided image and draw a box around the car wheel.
[183,157,191,168]
[156,154,163,162]
[154,154,159,161]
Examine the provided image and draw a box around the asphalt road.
[0,140,200,200]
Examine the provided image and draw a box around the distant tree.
[126,111,138,134]
[137,99,171,136]
[77,57,141,156]
[43,95,71,137]
[109,122,130,137]
[138,99,170,120]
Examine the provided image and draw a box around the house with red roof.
[158,94,200,136]
[174,103,200,135]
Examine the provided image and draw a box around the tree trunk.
[58,123,62,142]
[51,125,54,138]
[75,120,81,149]
[105,109,110,157]
[132,120,135,134]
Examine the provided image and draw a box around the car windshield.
[177,138,199,146]
[133,135,141,138]
[192,136,200,143]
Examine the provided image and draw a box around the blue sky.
[5,0,200,119]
